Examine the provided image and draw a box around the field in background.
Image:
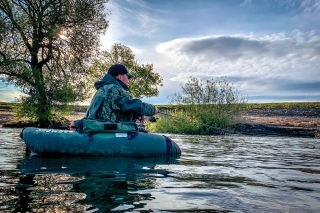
[1,101,320,112]
[242,102,320,109]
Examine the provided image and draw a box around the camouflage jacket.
[85,74,156,122]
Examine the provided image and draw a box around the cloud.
[299,0,320,12]
[272,80,320,92]
[154,31,320,103]
[0,89,22,102]
[143,74,320,104]
[156,31,320,81]
[157,32,320,61]
[248,94,320,102]
[242,0,320,12]
[105,0,165,39]
[240,0,252,7]
[0,82,25,102]
[223,76,320,94]
[101,0,168,52]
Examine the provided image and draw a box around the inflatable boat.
[20,127,181,156]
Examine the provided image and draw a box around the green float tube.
[21,127,181,156]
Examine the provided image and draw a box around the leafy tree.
[0,0,109,126]
[88,43,163,98]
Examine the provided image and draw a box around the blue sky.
[1,0,320,104]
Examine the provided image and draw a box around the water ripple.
[0,129,320,212]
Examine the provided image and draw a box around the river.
[0,128,319,212]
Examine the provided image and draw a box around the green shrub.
[146,77,247,135]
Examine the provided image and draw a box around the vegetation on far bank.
[2,101,320,112]
[155,101,320,111]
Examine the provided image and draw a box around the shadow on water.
[11,155,180,213]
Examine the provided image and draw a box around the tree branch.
[0,1,33,52]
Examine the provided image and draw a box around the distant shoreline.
[1,105,319,138]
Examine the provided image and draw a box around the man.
[85,64,160,122]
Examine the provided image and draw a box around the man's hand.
[138,116,145,123]
[155,107,161,114]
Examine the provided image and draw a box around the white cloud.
[0,89,22,102]
[156,31,320,82]
[101,0,167,52]
[240,0,252,7]
[242,0,320,12]
[300,0,320,12]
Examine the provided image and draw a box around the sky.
[1,0,320,104]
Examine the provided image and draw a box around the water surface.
[1,128,319,212]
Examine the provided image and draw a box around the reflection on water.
[17,155,177,212]
[1,128,320,212]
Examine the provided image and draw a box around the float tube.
[21,127,181,156]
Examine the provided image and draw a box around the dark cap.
[107,64,134,79]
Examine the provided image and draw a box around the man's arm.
[116,96,156,116]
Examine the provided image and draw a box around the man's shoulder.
[99,83,121,91]
[99,83,129,96]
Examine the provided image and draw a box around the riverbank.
[1,107,319,138]
[234,107,320,138]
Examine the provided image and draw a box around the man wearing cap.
[85,64,160,122]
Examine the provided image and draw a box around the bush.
[146,77,247,135]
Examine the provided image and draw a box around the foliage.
[88,43,163,98]
[0,0,109,126]
[146,77,247,135]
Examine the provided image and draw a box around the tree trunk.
[36,82,51,128]
[32,65,52,128]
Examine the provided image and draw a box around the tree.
[88,43,163,98]
[0,0,109,126]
